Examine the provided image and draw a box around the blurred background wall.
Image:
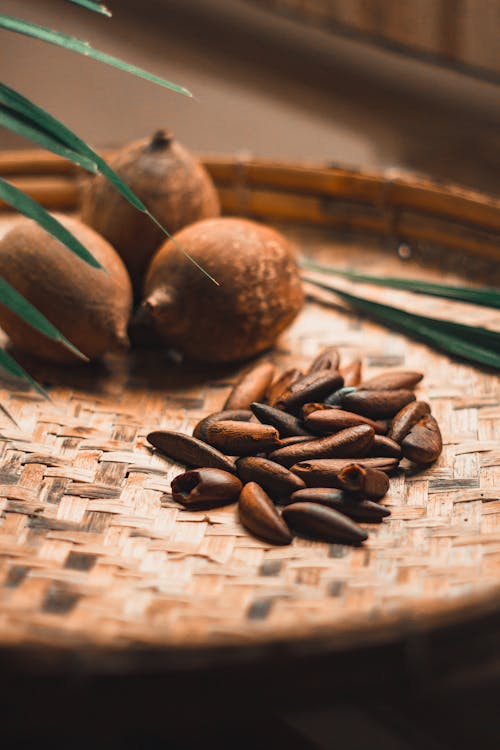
[1,0,499,193]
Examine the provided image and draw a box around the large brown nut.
[142,217,304,363]
[0,215,132,364]
[81,129,220,295]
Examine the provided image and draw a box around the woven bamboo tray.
[0,149,499,686]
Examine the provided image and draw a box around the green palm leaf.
[67,1,111,16]
[0,276,87,361]
[304,276,500,370]
[0,348,48,398]
[0,15,191,97]
[0,177,101,269]
[0,105,98,174]
[301,259,500,309]
[1,84,217,283]
[1,83,141,209]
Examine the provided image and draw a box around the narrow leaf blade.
[0,177,102,269]
[0,15,191,96]
[0,277,87,360]
[67,0,111,16]
[0,104,98,173]
[0,83,145,209]
[0,348,48,398]
[304,276,500,370]
[0,85,215,282]
[300,258,500,309]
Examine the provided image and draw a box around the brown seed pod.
[341,389,416,419]
[304,409,385,435]
[204,420,280,456]
[251,402,311,438]
[401,414,443,464]
[388,401,431,443]
[340,359,362,387]
[0,215,132,364]
[361,370,423,390]
[367,435,402,459]
[276,436,314,448]
[307,346,340,374]
[291,457,398,487]
[171,468,242,509]
[238,482,292,545]
[336,463,390,499]
[286,488,391,522]
[275,370,344,414]
[266,368,303,406]
[224,362,276,410]
[282,502,367,545]
[192,410,253,442]
[301,402,336,418]
[147,430,236,473]
[237,457,305,497]
[142,218,304,363]
[80,129,220,294]
[268,424,375,468]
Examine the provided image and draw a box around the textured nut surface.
[81,130,220,293]
[401,414,443,464]
[388,401,431,443]
[224,362,276,410]
[238,482,292,545]
[282,502,367,545]
[0,215,132,363]
[237,456,306,497]
[172,469,242,508]
[147,431,236,472]
[205,420,280,456]
[268,425,375,468]
[143,217,304,363]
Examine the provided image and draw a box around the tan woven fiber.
[0,153,499,666]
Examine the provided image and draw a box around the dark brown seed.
[282,502,367,545]
[266,368,303,406]
[268,424,375,468]
[292,457,398,488]
[388,400,431,443]
[171,468,242,509]
[276,435,314,448]
[224,361,275,410]
[193,409,252,442]
[337,463,390,499]
[367,435,402,459]
[147,431,236,473]
[361,370,423,391]
[341,389,416,419]
[275,370,344,414]
[239,482,293,545]
[304,408,385,435]
[340,359,362,387]
[301,402,336,418]
[401,414,443,464]
[307,346,340,374]
[251,402,311,438]
[287,488,391,522]
[205,420,280,456]
[237,456,305,497]
[325,386,357,405]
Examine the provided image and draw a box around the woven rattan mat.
[0,221,499,658]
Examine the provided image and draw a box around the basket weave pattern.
[0,151,499,656]
[0,259,498,649]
